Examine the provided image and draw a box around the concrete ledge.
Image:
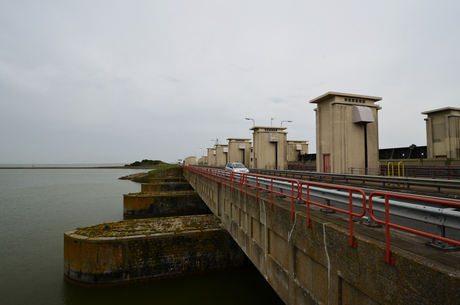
[123,190,211,217]
[64,215,245,284]
[141,182,193,193]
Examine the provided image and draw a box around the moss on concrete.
[126,190,196,197]
[74,214,221,238]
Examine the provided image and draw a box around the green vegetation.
[125,159,169,167]
[147,164,179,174]
[120,164,181,182]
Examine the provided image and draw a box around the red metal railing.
[184,165,299,219]
[368,192,460,265]
[244,173,299,219]
[300,181,367,248]
[184,165,460,264]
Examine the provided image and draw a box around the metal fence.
[380,164,460,180]
[184,165,460,265]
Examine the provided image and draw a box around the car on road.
[225,162,249,173]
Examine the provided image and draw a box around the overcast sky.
[1,1,459,164]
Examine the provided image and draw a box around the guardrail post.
[426,224,460,251]
[320,199,335,213]
[361,212,381,227]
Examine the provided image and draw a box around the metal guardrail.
[379,165,460,180]
[184,166,460,265]
[247,175,460,233]
[283,164,460,179]
[250,168,460,194]
[369,192,460,265]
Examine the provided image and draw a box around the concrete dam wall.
[184,169,460,305]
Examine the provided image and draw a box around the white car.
[225,162,249,173]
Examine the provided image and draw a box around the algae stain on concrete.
[74,215,222,238]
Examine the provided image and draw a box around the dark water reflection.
[62,268,283,305]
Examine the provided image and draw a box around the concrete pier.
[141,181,193,193]
[123,167,210,217]
[64,215,245,284]
[123,191,211,217]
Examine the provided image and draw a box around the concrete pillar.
[250,126,288,170]
[310,92,382,174]
[286,140,309,163]
[214,144,229,167]
[422,107,460,159]
[227,138,252,167]
[207,148,216,166]
[184,156,196,165]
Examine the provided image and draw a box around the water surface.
[0,168,283,304]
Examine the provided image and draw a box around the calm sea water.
[0,167,284,305]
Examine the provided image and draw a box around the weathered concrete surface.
[184,170,460,305]
[147,167,187,183]
[149,177,187,183]
[141,181,193,193]
[64,215,245,284]
[123,190,211,217]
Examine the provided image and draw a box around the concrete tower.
[250,126,287,169]
[310,92,382,174]
[227,138,252,166]
[422,107,460,159]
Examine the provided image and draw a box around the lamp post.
[281,120,292,127]
[271,118,275,126]
[199,147,205,165]
[245,117,255,127]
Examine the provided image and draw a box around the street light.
[199,147,205,164]
[271,118,275,126]
[281,120,292,127]
[245,117,255,127]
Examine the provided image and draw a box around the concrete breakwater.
[64,166,245,284]
[123,167,210,217]
[123,191,211,217]
[64,215,245,284]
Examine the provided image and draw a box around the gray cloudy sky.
[1,1,459,164]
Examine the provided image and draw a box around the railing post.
[256,176,259,203]
[384,195,395,266]
[291,182,295,220]
[270,178,274,210]
[307,184,312,227]
[349,189,356,248]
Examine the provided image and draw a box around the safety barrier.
[185,165,299,219]
[300,181,366,248]
[251,168,460,193]
[285,164,316,171]
[368,192,460,265]
[380,165,460,179]
[184,165,460,265]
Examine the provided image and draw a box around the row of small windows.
[345,98,365,103]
